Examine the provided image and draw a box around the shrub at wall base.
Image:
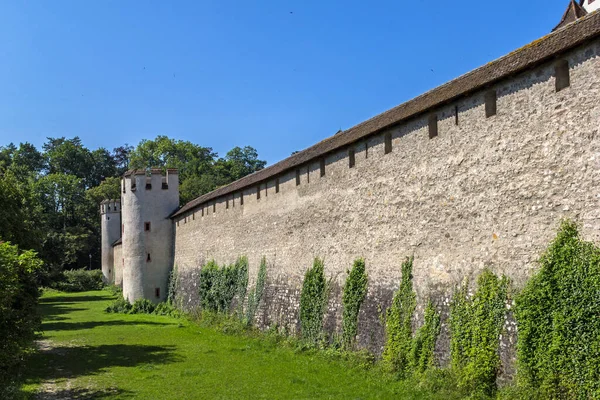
[514,220,600,399]
[299,257,329,345]
[450,269,509,397]
[0,240,42,392]
[342,258,368,349]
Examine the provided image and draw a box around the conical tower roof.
[553,0,588,31]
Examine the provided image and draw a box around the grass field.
[18,290,463,399]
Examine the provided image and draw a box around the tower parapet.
[121,168,179,303]
[100,199,121,284]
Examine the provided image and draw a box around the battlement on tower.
[100,199,121,215]
[121,169,179,193]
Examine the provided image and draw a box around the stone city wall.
[173,39,600,370]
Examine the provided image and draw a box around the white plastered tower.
[121,169,179,303]
[100,199,121,284]
[582,0,600,12]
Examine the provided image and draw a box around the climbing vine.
[166,265,178,307]
[245,256,267,325]
[383,257,417,376]
[449,269,509,397]
[234,256,249,317]
[299,257,328,344]
[342,258,368,349]
[198,257,248,313]
[409,301,441,374]
[514,220,600,398]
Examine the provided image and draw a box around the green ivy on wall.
[198,257,248,313]
[514,220,600,398]
[450,269,509,397]
[245,256,267,325]
[410,301,441,374]
[383,257,417,376]
[299,257,329,345]
[342,258,369,349]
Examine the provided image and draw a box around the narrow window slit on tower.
[240,193,244,205]
[213,203,216,213]
[296,169,301,186]
[275,178,280,193]
[365,142,369,159]
[201,207,204,217]
[485,90,497,117]
[147,253,151,262]
[155,288,160,298]
[306,166,310,183]
[320,158,325,177]
[349,149,355,168]
[144,222,151,231]
[384,132,392,154]
[429,114,438,139]
[555,59,570,92]
[226,199,230,209]
[455,105,459,125]
[193,213,195,220]
[257,185,261,200]
[146,182,152,190]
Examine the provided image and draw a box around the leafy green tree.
[88,148,118,187]
[86,177,121,205]
[113,144,133,175]
[0,171,41,251]
[43,137,93,182]
[0,241,42,391]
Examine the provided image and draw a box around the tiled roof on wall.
[172,10,600,219]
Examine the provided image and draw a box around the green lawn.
[19,290,460,399]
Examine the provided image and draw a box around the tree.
[113,144,133,175]
[0,241,42,391]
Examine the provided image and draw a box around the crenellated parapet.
[121,168,179,194]
[100,199,121,215]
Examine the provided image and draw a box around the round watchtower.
[121,168,179,303]
[100,199,122,284]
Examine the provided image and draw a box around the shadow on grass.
[41,320,176,332]
[23,344,180,386]
[41,294,114,304]
[33,387,133,399]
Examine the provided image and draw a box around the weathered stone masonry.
[98,10,600,376]
[171,14,600,368]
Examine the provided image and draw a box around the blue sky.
[0,1,569,165]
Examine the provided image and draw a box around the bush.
[130,298,156,314]
[55,269,104,292]
[153,302,180,317]
[299,257,328,345]
[514,220,600,398]
[105,297,132,313]
[342,258,368,349]
[0,240,42,391]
